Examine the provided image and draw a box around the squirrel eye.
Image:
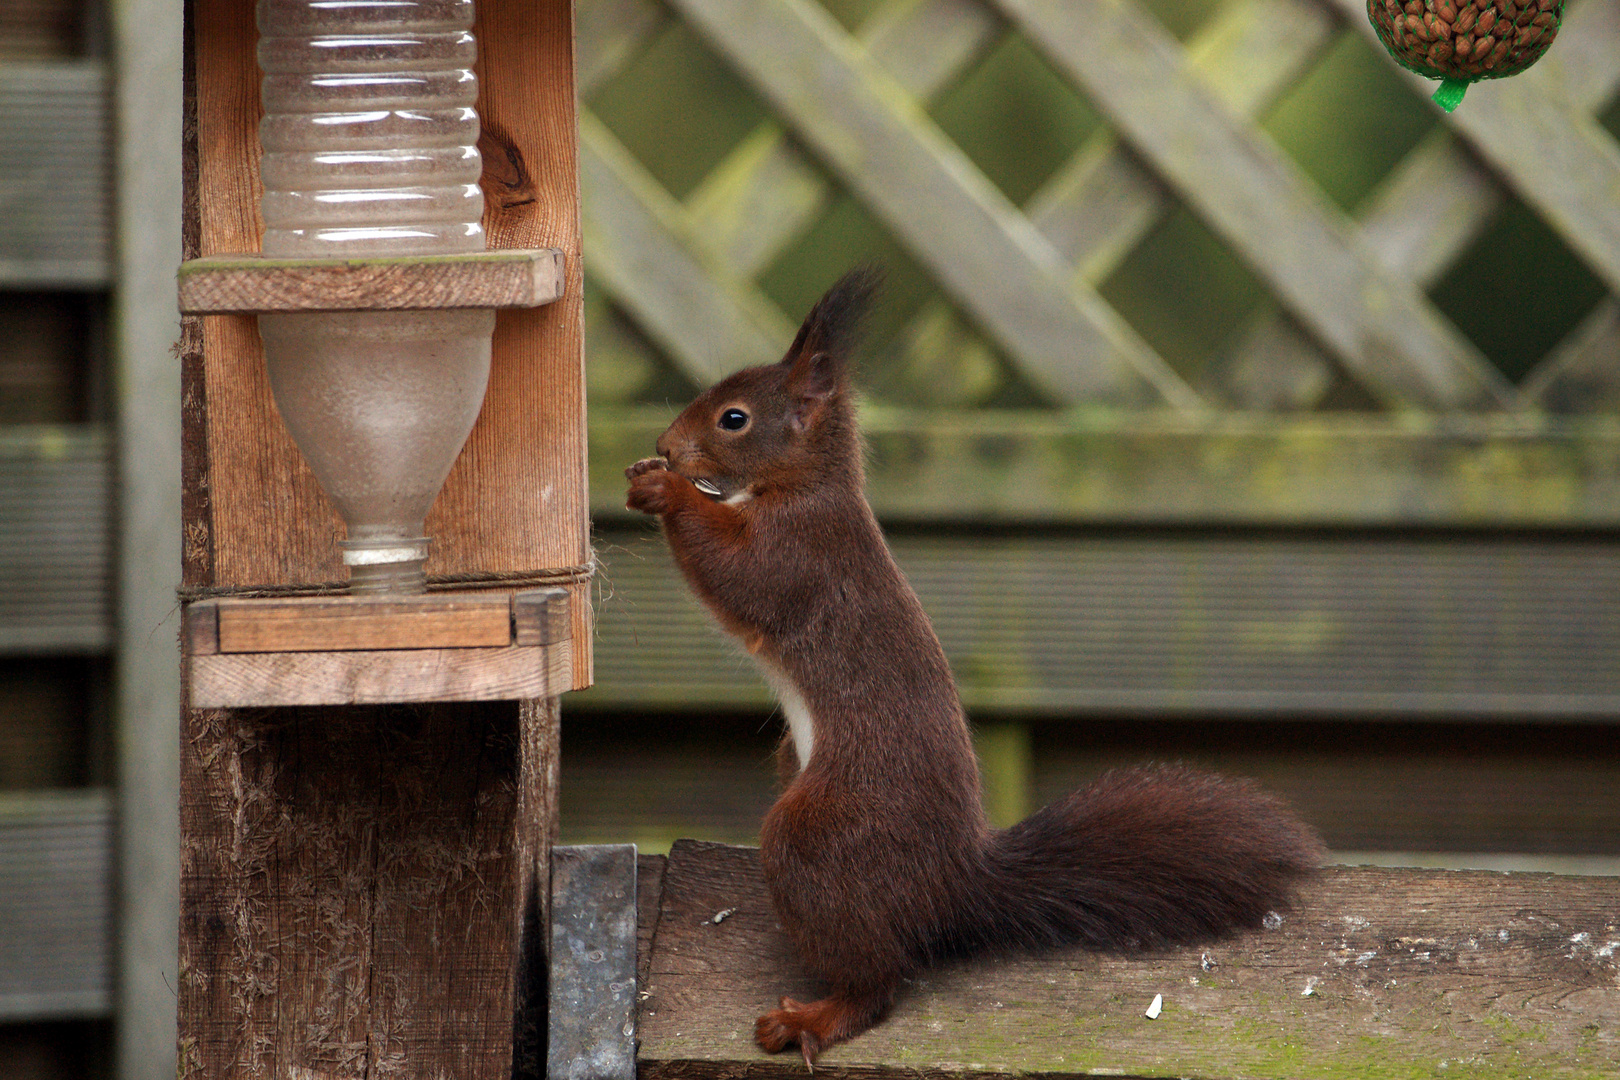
[718,408,750,431]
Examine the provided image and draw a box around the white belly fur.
[759,663,815,772]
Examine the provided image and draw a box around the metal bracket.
[549,844,638,1080]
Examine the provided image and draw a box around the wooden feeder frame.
[176,2,589,1080]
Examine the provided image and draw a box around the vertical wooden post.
[175,1,582,1077]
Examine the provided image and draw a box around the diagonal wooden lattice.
[577,0,1620,525]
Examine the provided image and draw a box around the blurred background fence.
[565,0,1620,857]
[0,0,1618,1078]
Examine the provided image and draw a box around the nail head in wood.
[176,248,566,314]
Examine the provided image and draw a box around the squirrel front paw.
[625,456,668,480]
[626,458,684,515]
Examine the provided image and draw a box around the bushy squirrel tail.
[957,764,1324,956]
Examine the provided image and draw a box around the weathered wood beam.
[0,62,111,287]
[580,520,1620,718]
[636,841,1620,1080]
[593,405,1620,526]
[176,249,566,314]
[178,699,559,1080]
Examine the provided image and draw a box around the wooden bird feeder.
[175,0,592,1076]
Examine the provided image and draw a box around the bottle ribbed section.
[255,0,484,257]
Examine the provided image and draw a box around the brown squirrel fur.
[625,269,1324,1063]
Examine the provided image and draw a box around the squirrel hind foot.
[754,991,890,1064]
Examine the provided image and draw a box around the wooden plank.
[177,249,567,314]
[668,0,1200,409]
[113,18,184,1080]
[592,406,1620,527]
[0,790,112,1020]
[513,587,569,646]
[187,0,592,688]
[994,0,1516,411]
[637,841,1620,1079]
[197,594,516,654]
[0,426,112,653]
[0,61,111,286]
[1330,0,1620,297]
[187,639,571,707]
[579,521,1620,718]
[178,698,556,1080]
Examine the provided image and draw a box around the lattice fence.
[576,0,1620,526]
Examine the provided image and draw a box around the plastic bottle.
[255,0,494,593]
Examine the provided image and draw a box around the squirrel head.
[655,267,879,503]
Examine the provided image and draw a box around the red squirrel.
[625,269,1324,1063]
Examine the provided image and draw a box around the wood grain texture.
[186,0,592,687]
[187,639,571,707]
[202,594,516,653]
[592,406,1620,527]
[177,248,566,314]
[637,841,1620,1080]
[178,698,557,1080]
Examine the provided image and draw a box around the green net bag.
[1367,0,1564,111]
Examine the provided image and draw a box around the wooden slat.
[995,0,1516,411]
[580,521,1620,717]
[0,61,110,286]
[1331,0,1620,297]
[0,790,111,1020]
[0,425,112,653]
[1523,297,1620,413]
[1034,727,1620,855]
[1027,0,1336,280]
[580,112,795,384]
[177,249,567,314]
[114,1,185,1076]
[639,842,1620,1079]
[668,0,1199,409]
[593,406,1620,526]
[576,0,667,95]
[186,0,592,687]
[187,639,571,708]
[200,594,516,653]
[682,0,1001,278]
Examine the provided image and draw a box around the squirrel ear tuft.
[778,265,882,370]
[779,265,880,432]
